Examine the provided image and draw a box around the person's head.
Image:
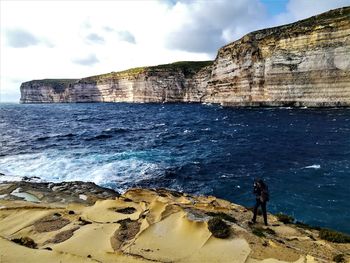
[254,178,265,188]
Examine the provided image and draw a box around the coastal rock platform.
[0,181,349,262]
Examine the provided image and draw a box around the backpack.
[260,187,270,202]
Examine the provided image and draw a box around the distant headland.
[20,7,350,107]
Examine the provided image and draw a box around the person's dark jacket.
[253,182,269,202]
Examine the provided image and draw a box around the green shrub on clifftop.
[148,61,213,76]
[251,227,276,238]
[79,61,213,84]
[208,217,231,239]
[252,228,265,237]
[333,254,345,263]
[275,213,294,224]
[206,212,237,223]
[319,229,350,243]
[295,221,321,231]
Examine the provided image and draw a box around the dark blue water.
[1,103,349,233]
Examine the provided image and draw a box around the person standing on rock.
[251,178,269,226]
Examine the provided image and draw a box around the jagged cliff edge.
[20,7,350,107]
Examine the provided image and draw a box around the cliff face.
[20,7,350,106]
[205,6,350,107]
[20,62,212,104]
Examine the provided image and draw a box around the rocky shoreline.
[0,180,349,262]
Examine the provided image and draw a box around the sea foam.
[0,150,161,191]
[305,164,321,169]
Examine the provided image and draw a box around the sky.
[1,0,349,102]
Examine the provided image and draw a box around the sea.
[0,103,349,234]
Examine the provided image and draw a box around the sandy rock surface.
[0,182,349,262]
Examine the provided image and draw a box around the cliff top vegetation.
[21,79,78,93]
[79,60,213,84]
[221,6,350,51]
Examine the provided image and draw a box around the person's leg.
[252,199,260,223]
[261,201,268,225]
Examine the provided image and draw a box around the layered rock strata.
[20,62,213,104]
[205,6,350,107]
[20,7,350,106]
[1,181,349,262]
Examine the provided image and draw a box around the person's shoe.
[248,220,256,225]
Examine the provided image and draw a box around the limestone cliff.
[20,7,350,106]
[20,62,212,103]
[205,6,350,107]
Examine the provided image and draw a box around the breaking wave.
[0,103,350,233]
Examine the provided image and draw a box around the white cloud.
[5,28,54,48]
[6,29,40,48]
[165,0,268,54]
[85,33,105,45]
[116,31,136,44]
[72,54,99,66]
[1,0,349,102]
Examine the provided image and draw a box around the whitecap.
[0,149,162,191]
[0,173,22,182]
[304,164,321,169]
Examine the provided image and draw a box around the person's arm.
[253,183,259,194]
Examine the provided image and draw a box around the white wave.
[304,164,321,169]
[0,174,22,182]
[0,150,161,189]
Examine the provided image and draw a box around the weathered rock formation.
[20,62,213,104]
[1,181,350,262]
[205,6,350,107]
[20,7,350,107]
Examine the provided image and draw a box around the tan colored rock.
[20,7,350,107]
[205,7,350,107]
[0,184,349,262]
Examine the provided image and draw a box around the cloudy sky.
[1,0,349,102]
